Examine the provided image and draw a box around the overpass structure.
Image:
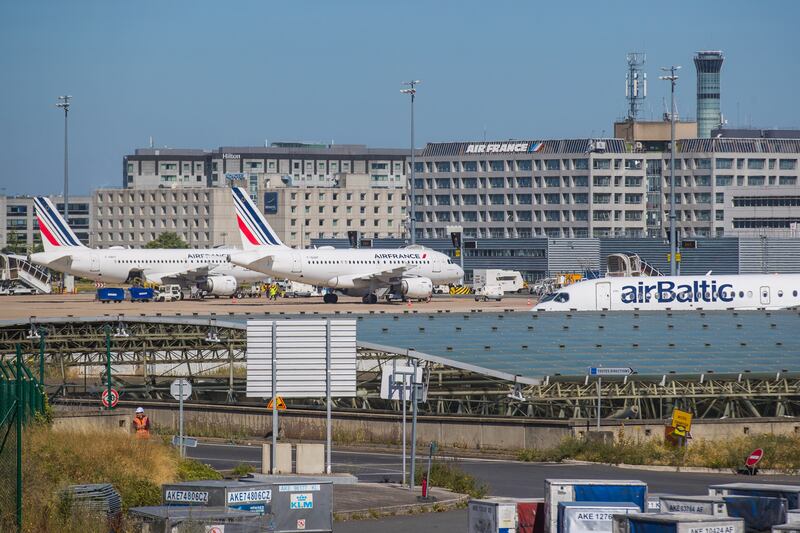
[0,315,798,420]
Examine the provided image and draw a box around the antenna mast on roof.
[625,52,647,120]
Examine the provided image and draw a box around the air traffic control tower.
[694,51,724,138]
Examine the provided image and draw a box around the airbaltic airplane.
[229,187,463,303]
[532,274,800,312]
[29,197,266,297]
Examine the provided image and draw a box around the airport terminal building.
[412,137,800,241]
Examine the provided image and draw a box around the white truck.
[155,284,184,302]
[472,269,526,294]
[280,280,319,298]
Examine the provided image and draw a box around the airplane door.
[90,256,100,272]
[596,282,611,310]
[760,286,770,305]
[291,252,302,273]
[432,258,441,273]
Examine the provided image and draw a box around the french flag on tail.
[33,197,87,252]
[231,187,285,249]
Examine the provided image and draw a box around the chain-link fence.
[0,347,45,531]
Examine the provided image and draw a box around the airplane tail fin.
[33,196,87,252]
[231,187,286,250]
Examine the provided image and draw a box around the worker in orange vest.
[132,407,151,439]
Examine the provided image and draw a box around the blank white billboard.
[246,319,357,398]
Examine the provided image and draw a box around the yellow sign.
[267,396,287,410]
[671,408,692,433]
[666,253,682,263]
[455,249,461,257]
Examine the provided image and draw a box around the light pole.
[56,96,72,221]
[401,80,420,244]
[659,67,680,276]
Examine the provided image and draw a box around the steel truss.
[1,317,798,419]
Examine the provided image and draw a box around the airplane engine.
[200,276,238,296]
[401,277,433,299]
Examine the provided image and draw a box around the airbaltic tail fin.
[231,187,286,250]
[33,196,87,252]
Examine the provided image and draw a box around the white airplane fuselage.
[533,274,800,312]
[31,248,264,285]
[232,247,463,295]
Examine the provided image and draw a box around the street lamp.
[400,80,420,245]
[659,67,680,276]
[56,95,71,221]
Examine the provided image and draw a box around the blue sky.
[1,0,798,195]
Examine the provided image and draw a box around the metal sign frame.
[246,319,357,475]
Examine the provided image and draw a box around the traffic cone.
[527,298,531,306]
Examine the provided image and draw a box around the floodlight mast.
[659,67,680,276]
[401,81,420,244]
[56,95,72,220]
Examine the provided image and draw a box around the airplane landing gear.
[361,293,378,304]
[323,292,338,304]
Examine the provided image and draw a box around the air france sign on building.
[465,142,537,154]
[621,280,734,304]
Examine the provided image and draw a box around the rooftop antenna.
[149,136,154,148]
[625,52,647,120]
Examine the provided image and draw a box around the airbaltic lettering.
[465,142,529,154]
[621,280,734,304]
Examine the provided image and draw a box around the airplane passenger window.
[739,291,744,298]
[747,291,753,297]
[778,290,784,297]
[794,290,798,297]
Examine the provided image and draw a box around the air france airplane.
[228,187,463,303]
[532,274,800,312]
[29,197,266,297]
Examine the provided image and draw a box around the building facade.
[94,143,409,248]
[412,137,800,241]
[1,195,91,251]
[123,143,408,191]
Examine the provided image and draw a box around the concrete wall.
[576,418,800,442]
[122,402,571,451]
[53,402,800,451]
[52,410,131,433]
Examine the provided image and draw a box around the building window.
[545,160,560,171]
[489,160,505,172]
[748,176,765,186]
[747,159,765,170]
[779,159,797,170]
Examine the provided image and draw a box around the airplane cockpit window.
[539,293,556,303]
[554,293,570,303]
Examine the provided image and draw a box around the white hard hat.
[136,407,144,414]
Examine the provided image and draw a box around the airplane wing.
[143,266,211,285]
[229,250,279,270]
[342,264,413,286]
